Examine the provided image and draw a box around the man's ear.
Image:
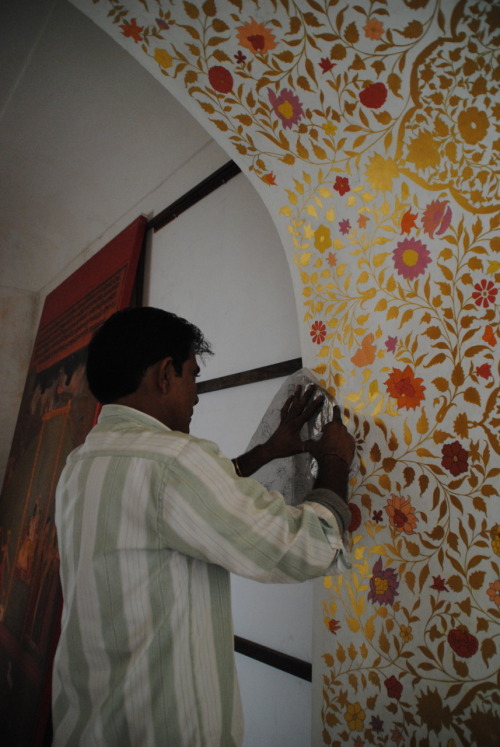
[157,357,175,394]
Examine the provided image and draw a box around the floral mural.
[70,0,499,744]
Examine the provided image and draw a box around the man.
[52,306,355,746]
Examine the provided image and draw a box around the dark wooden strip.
[148,160,241,233]
[197,358,302,394]
[234,636,312,682]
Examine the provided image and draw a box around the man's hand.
[264,385,324,460]
[232,385,323,477]
[304,405,355,467]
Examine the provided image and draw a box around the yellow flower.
[314,224,332,253]
[406,130,441,170]
[490,525,500,557]
[457,106,489,144]
[400,624,413,642]
[154,48,173,69]
[322,121,337,136]
[345,701,366,731]
[365,153,399,192]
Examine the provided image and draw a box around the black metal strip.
[147,160,241,233]
[198,358,302,395]
[234,636,312,682]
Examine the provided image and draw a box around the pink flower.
[334,176,350,195]
[339,218,351,235]
[268,88,304,129]
[385,336,398,353]
[422,200,452,238]
[368,557,399,606]
[472,279,497,308]
[392,238,431,280]
[310,321,327,344]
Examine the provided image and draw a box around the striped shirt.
[52,405,348,746]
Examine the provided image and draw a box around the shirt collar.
[97,403,171,432]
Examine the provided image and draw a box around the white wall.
[145,172,314,747]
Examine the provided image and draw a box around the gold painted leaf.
[344,22,359,43]
[406,540,420,557]
[337,643,346,662]
[383,457,397,472]
[212,119,229,131]
[403,466,415,486]
[387,73,401,96]
[481,638,497,665]
[433,430,450,443]
[425,352,447,367]
[416,410,428,434]
[202,0,216,16]
[433,377,449,392]
[184,1,200,19]
[463,387,481,405]
[379,630,390,653]
[379,474,391,491]
[418,474,429,493]
[400,20,423,38]
[370,443,381,462]
[404,420,412,445]
[424,326,441,339]
[452,363,465,386]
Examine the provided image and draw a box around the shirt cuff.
[304,488,351,535]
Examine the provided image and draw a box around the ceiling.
[0,0,221,294]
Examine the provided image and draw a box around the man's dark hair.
[86,307,212,404]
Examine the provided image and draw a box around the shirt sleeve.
[157,436,350,583]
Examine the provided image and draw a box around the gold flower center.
[402,248,419,267]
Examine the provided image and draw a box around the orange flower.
[363,17,384,40]
[237,18,277,54]
[487,580,500,607]
[350,333,377,367]
[482,325,496,346]
[385,495,417,534]
[384,365,425,409]
[120,18,144,43]
[262,172,277,185]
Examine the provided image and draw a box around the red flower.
[472,279,498,308]
[359,82,387,109]
[476,363,492,379]
[328,618,341,634]
[262,172,277,185]
[208,66,233,94]
[310,321,327,344]
[448,627,478,658]
[384,675,403,700]
[431,575,448,592]
[441,441,469,476]
[348,504,362,532]
[401,208,418,234]
[234,50,247,65]
[320,58,336,73]
[120,18,144,43]
[334,176,350,195]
